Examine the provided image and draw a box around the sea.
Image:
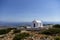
[0,21,60,27]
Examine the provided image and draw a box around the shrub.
[0,29,10,35]
[13,29,20,34]
[0,28,16,35]
[13,33,30,40]
[40,28,60,35]
[53,24,60,28]
[54,36,60,40]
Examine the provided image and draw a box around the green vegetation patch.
[13,33,30,40]
[40,28,60,35]
[13,29,21,34]
[0,28,16,35]
[53,24,60,28]
[54,36,60,40]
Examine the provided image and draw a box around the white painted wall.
[32,20,43,28]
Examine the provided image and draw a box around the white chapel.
[32,20,43,28]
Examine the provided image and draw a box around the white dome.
[33,20,42,23]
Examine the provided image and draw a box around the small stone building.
[32,20,43,28]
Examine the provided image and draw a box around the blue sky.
[0,0,60,22]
